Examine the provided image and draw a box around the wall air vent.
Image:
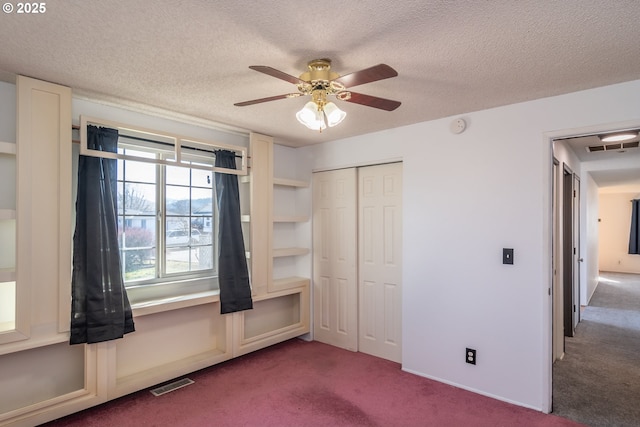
[586,141,639,153]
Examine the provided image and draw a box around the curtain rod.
[72,125,244,159]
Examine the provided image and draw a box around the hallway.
[552,272,640,426]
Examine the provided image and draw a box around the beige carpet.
[552,272,640,426]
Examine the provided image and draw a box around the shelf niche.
[271,173,310,293]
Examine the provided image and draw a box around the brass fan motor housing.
[299,59,340,83]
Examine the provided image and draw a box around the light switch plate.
[503,248,514,265]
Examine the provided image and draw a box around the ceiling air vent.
[586,141,639,153]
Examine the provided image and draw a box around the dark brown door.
[562,164,575,338]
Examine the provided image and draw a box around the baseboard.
[401,367,543,413]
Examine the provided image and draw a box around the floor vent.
[150,378,194,396]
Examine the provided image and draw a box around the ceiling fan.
[234,58,401,130]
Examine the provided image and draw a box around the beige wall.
[599,192,640,274]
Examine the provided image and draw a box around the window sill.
[131,290,220,318]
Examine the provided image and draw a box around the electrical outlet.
[466,348,476,365]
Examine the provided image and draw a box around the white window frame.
[78,116,248,306]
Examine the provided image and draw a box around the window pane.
[193,244,214,271]
[191,168,212,188]
[117,158,124,181]
[114,140,219,289]
[116,180,124,215]
[122,249,156,282]
[166,225,191,246]
[166,165,190,186]
[165,245,214,274]
[124,183,156,216]
[122,217,157,247]
[121,220,156,283]
[191,216,213,235]
[124,159,156,183]
[165,247,192,274]
[166,185,190,215]
[191,188,213,215]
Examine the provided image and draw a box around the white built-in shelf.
[273,247,310,258]
[272,276,310,289]
[273,177,308,188]
[0,141,16,155]
[273,215,308,223]
[0,267,16,283]
[0,209,16,220]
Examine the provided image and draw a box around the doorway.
[312,162,403,363]
[550,124,640,415]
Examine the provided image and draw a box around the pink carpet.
[43,339,583,426]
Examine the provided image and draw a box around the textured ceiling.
[1,1,640,147]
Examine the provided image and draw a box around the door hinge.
[573,190,576,197]
[573,304,576,312]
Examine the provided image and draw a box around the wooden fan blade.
[234,93,302,106]
[343,91,401,111]
[333,64,398,88]
[249,66,305,85]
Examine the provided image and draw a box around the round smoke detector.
[450,118,466,134]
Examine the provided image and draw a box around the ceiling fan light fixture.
[323,102,346,127]
[235,59,401,130]
[296,101,326,131]
[600,132,638,142]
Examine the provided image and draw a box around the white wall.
[581,151,640,288]
[73,97,248,148]
[598,192,640,274]
[298,79,640,411]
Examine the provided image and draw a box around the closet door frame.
[312,161,403,363]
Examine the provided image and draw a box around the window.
[116,140,217,294]
[77,116,248,305]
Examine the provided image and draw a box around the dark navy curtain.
[629,199,640,255]
[215,150,253,314]
[70,125,134,344]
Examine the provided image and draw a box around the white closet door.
[312,169,358,351]
[358,162,402,362]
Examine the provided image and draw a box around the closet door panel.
[312,169,357,351]
[358,162,402,363]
